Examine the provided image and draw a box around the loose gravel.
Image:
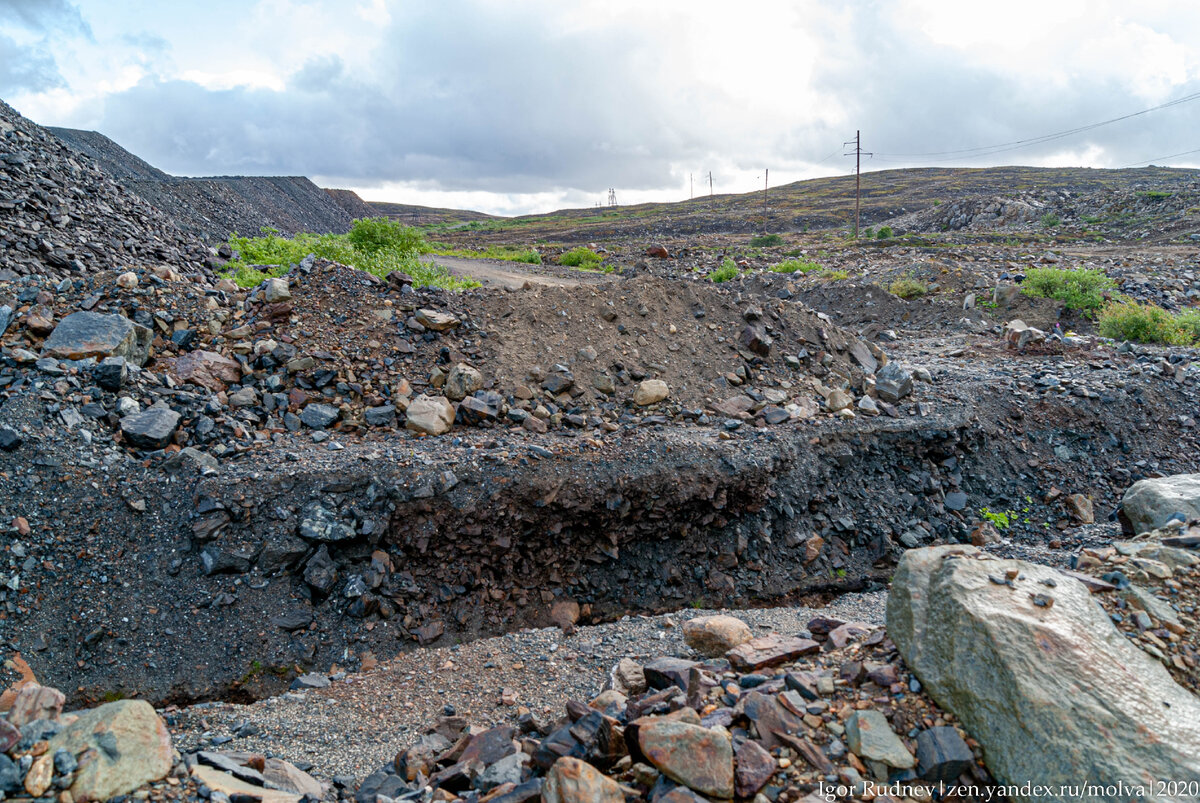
[168,592,886,780]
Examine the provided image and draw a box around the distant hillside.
[48,127,369,243]
[368,200,498,226]
[440,165,1200,243]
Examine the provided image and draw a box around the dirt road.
[421,253,612,289]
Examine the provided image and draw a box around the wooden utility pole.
[708,171,714,211]
[843,130,872,238]
[690,173,693,200]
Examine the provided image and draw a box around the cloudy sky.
[3,0,1199,215]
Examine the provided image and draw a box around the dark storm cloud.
[93,3,700,192]
[0,0,90,94]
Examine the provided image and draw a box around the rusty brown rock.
[174,350,242,392]
[726,634,819,672]
[637,719,734,798]
[543,756,623,803]
[8,683,65,727]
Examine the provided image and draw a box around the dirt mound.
[48,126,361,243]
[0,100,207,278]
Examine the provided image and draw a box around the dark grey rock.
[300,403,340,429]
[42,311,153,366]
[93,355,128,391]
[364,404,396,427]
[915,726,974,782]
[876,363,914,403]
[119,407,181,450]
[200,546,252,576]
[0,427,21,452]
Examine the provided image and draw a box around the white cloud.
[4,0,1200,215]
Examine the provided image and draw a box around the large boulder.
[405,395,455,435]
[47,699,173,802]
[42,312,153,366]
[1121,474,1200,535]
[174,350,241,391]
[119,407,181,450]
[887,545,1200,801]
[682,615,752,657]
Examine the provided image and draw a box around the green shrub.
[771,258,820,274]
[221,222,476,291]
[1176,309,1200,342]
[980,507,1014,529]
[347,217,428,255]
[863,227,874,239]
[876,225,894,239]
[1021,267,1115,314]
[749,233,783,247]
[710,258,740,283]
[1097,300,1192,345]
[1041,212,1061,228]
[559,247,604,269]
[820,269,849,280]
[888,277,927,299]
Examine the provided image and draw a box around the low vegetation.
[1097,300,1200,346]
[709,258,740,283]
[1041,212,1061,228]
[222,218,479,290]
[558,247,607,271]
[749,233,783,247]
[1021,267,1115,314]
[770,258,820,274]
[876,225,894,239]
[428,243,542,264]
[888,277,928,299]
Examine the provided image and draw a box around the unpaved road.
[422,253,613,289]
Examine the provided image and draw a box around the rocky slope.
[0,100,208,279]
[48,126,369,243]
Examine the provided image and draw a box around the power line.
[843,130,872,238]
[874,89,1200,160]
[1122,147,1200,168]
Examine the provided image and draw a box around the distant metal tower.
[608,188,617,207]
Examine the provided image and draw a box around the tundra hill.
[424,165,1200,246]
[48,126,366,243]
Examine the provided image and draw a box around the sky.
[2,0,1199,216]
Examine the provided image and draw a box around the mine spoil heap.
[0,100,209,279]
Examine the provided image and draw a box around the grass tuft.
[889,277,927,299]
[749,233,783,247]
[1021,267,1115,314]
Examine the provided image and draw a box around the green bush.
[1097,300,1192,345]
[1041,212,1061,228]
[1021,267,1115,314]
[820,269,849,280]
[876,226,894,239]
[710,258,740,283]
[749,233,783,247]
[1176,309,1200,342]
[888,277,927,299]
[347,217,428,255]
[771,258,820,274]
[559,247,604,269]
[221,222,476,291]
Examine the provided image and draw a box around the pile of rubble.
[0,100,208,279]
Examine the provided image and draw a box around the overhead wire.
[873,89,1200,161]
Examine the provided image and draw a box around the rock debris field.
[1,97,1200,802]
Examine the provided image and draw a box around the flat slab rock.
[726,634,819,672]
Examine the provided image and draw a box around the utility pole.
[843,130,872,238]
[608,188,616,207]
[690,173,693,200]
[708,171,714,211]
[762,168,769,231]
